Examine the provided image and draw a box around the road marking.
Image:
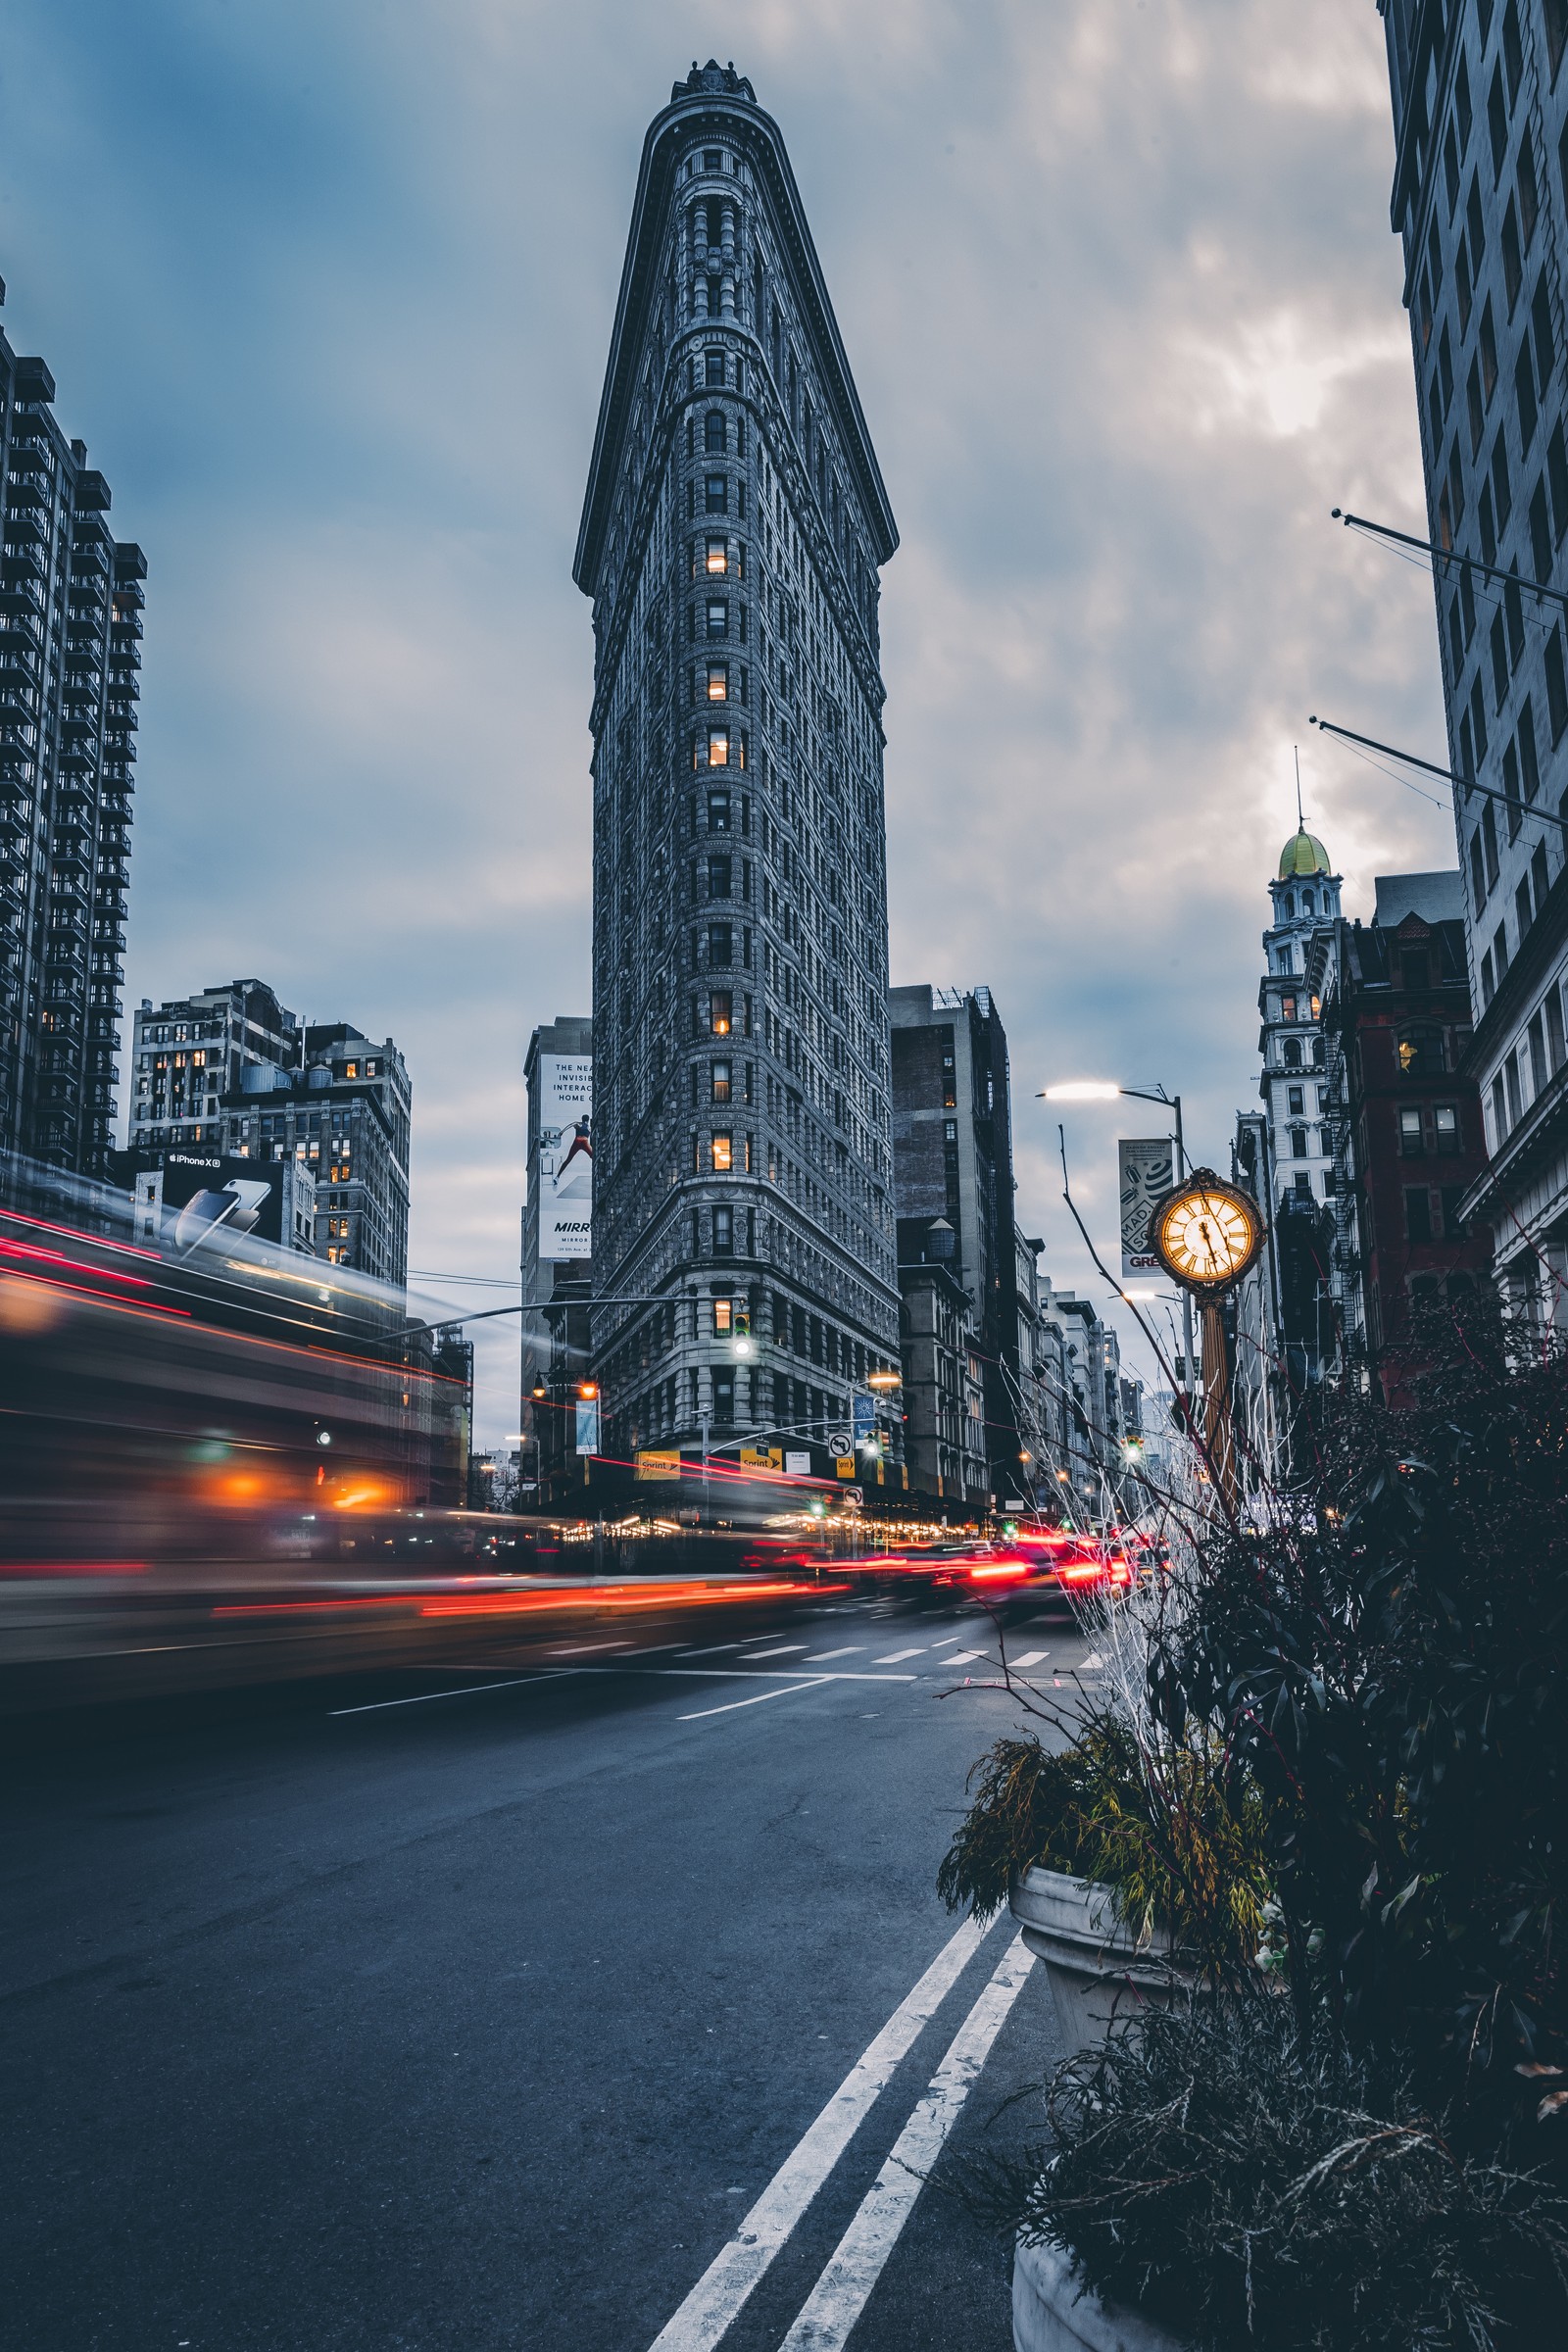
[938,1651,989,1667]
[871,1647,925,1664]
[1007,1649,1050,1670]
[549,1640,631,1655]
[329,1669,579,1717]
[776,1936,1036,2350]
[741,1644,808,1659]
[677,1642,746,1656]
[677,1678,833,1722]
[644,1912,995,2351]
[801,1646,863,1662]
[927,1635,965,1647]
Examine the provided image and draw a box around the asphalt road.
[3,1593,1095,2352]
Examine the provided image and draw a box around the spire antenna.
[1294,744,1304,831]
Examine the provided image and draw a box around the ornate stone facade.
[574,63,902,1464]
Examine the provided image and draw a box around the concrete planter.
[1013,2234,1188,2352]
[1008,1867,1197,2054]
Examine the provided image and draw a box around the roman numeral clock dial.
[1148,1173,1263,1294]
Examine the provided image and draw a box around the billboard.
[1119,1137,1175,1278]
[539,1054,592,1260]
[136,1153,287,1256]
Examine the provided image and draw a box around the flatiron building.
[574,61,901,1465]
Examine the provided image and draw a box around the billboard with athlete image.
[539,1054,593,1259]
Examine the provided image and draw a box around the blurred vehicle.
[0,1162,850,1708]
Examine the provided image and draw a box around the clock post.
[1144,1168,1265,1512]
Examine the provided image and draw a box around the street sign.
[835,1457,856,1479]
[1119,1136,1175,1278]
[852,1393,877,1444]
[635,1449,680,1481]
[828,1430,850,1455]
[784,1449,811,1476]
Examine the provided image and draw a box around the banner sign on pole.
[1119,1137,1175,1278]
[574,1394,601,1455]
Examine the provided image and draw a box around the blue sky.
[1,1,1450,1439]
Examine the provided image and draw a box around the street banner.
[574,1393,600,1455]
[1119,1136,1175,1277]
[635,1449,679,1481]
[852,1393,877,1446]
[539,1054,593,1260]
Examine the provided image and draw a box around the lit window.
[345,1062,358,1079]
[708,728,729,766]
[1435,1103,1459,1151]
[708,663,728,701]
[1281,995,1298,1022]
[1309,995,1321,1019]
[707,537,728,573]
[713,1297,733,1333]
[711,1133,733,1171]
[710,991,732,1036]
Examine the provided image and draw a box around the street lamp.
[1039,1077,1196,1408]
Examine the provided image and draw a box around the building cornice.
[574,79,898,599]
[1458,1058,1568,1233]
[1460,871,1568,1080]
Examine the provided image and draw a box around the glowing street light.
[1040,1081,1122,1103]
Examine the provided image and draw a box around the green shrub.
[936,1708,1271,1979]
[970,1991,1568,2351]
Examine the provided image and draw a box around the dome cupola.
[1279,829,1332,880]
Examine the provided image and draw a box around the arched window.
[1284,892,1296,917]
[1302,890,1314,914]
[1283,1039,1302,1069]
[705,410,727,454]
[1311,1036,1325,1066]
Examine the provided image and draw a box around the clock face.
[1151,1181,1261,1290]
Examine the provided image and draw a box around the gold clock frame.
[1146,1169,1264,1296]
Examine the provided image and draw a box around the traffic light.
[731,1306,753,1359]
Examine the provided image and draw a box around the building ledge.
[1459,1059,1568,1234]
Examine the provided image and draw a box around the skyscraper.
[1375,3,1568,1319]
[574,62,902,1470]
[0,291,144,1180]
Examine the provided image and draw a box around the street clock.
[1147,1170,1263,1295]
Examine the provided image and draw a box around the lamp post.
[1039,1080,1197,1415]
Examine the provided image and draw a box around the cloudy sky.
[1,0,1451,1438]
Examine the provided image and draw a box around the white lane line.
[871,1647,925,1665]
[644,1913,995,2351]
[677,1642,747,1656]
[937,1651,989,1668]
[776,1935,1036,2351]
[741,1644,808,1659]
[801,1647,863,1662]
[678,1678,833,1722]
[1007,1649,1051,1670]
[549,1640,631,1655]
[329,1669,580,1718]
[927,1635,965,1648]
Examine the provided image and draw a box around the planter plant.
[941,1299,1568,2348]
